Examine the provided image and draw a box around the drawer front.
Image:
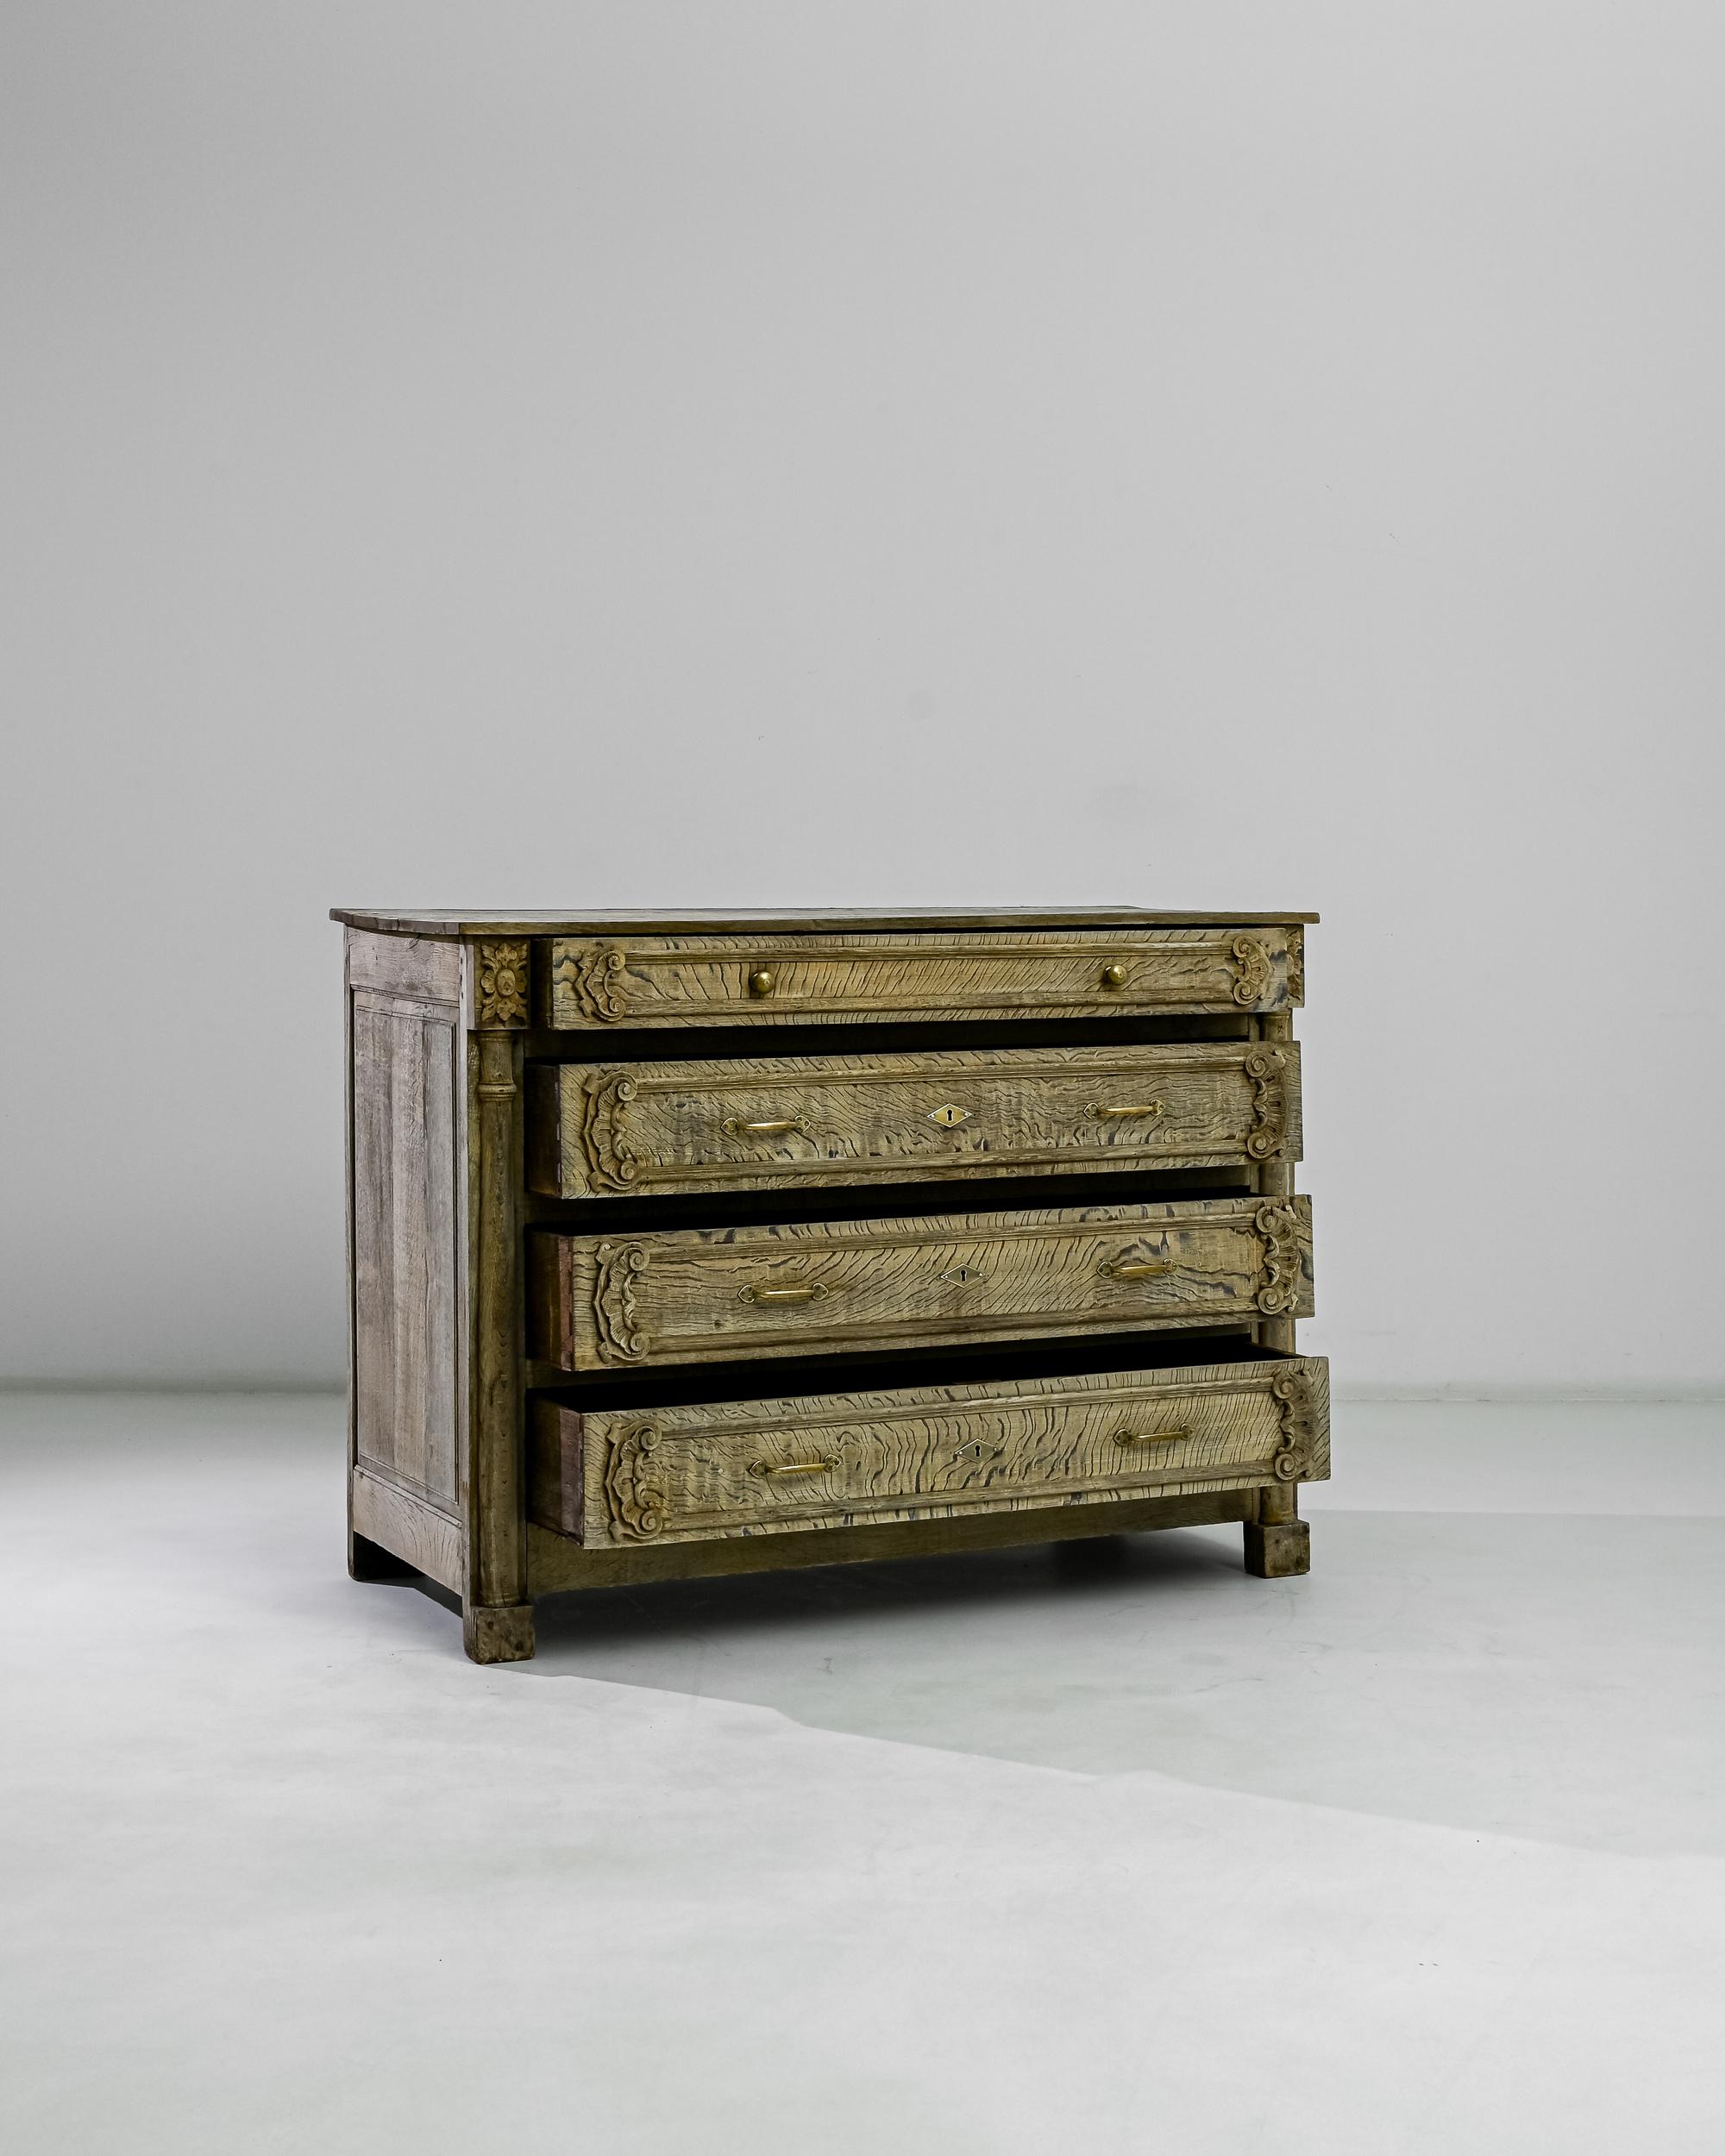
[546,924,1303,1028]
[535,1039,1300,1198]
[533,1355,1331,1546]
[532,1195,1313,1370]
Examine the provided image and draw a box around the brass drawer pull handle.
[1088,1100,1164,1119]
[749,1456,839,1477]
[1100,962,1131,989]
[1115,1427,1190,1448]
[749,968,776,997]
[1100,1258,1177,1281]
[738,1281,831,1305]
[724,1116,810,1138]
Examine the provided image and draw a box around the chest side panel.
[350,976,462,1513]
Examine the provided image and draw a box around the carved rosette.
[558,943,633,1023]
[1253,1203,1304,1314]
[1284,926,1305,1005]
[1227,933,1274,1008]
[1242,1046,1288,1160]
[592,1241,651,1363]
[474,939,530,1029]
[604,1425,667,1539]
[580,1071,643,1193]
[1269,1369,1314,1481]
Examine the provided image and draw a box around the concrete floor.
[4,1393,1724,2153]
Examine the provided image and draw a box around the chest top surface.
[333,906,1320,937]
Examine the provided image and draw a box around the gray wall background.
[4,3,1721,1390]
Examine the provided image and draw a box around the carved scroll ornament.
[604,1425,667,1539]
[559,944,633,1023]
[1227,934,1274,1007]
[1253,1203,1304,1315]
[580,1071,644,1192]
[592,1242,651,1363]
[1242,1046,1288,1160]
[1270,1369,1314,1481]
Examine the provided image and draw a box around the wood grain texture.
[346,928,462,1001]
[531,1354,1329,1548]
[351,1468,464,1592]
[334,907,1320,936]
[547,925,1303,1028]
[350,986,460,1508]
[344,932,361,1574]
[538,1039,1302,1198]
[337,906,1324,1651]
[533,1194,1314,1370]
[526,1486,1258,1593]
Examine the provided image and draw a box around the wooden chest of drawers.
[334,908,1325,1662]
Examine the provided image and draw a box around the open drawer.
[530,1194,1313,1371]
[530,1351,1330,1547]
[530,1037,1300,1199]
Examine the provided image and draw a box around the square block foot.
[463,1602,536,1664]
[1245,1520,1311,1579]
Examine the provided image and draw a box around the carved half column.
[466,939,534,1662]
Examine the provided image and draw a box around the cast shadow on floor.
[503,1512,1725,1859]
[532,1522,1239,1655]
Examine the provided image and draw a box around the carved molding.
[1284,926,1305,1005]
[560,943,633,1023]
[1242,1046,1288,1160]
[1253,1203,1304,1315]
[1270,1369,1315,1481]
[592,1241,651,1363]
[474,940,530,1029]
[604,1425,667,1539]
[580,1071,643,1192]
[1227,933,1274,1007]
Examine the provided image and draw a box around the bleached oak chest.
[334,908,1325,1662]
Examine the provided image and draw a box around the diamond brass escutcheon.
[926,1104,972,1127]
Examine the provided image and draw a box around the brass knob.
[749,968,775,998]
[1101,962,1129,989]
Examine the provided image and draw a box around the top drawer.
[546,924,1304,1029]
